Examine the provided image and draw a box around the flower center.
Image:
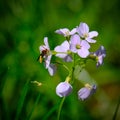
[65,31,70,36]
[84,33,89,38]
[76,44,81,49]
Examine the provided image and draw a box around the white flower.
[77,22,98,43]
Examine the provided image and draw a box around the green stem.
[71,54,75,84]
[57,97,66,120]
[112,96,120,120]
[55,61,70,73]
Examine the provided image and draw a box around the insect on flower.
[37,48,48,63]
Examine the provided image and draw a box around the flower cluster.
[38,22,106,100]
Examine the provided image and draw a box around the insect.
[37,49,48,63]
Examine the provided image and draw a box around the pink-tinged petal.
[86,38,96,43]
[44,37,49,50]
[88,31,98,38]
[81,40,90,49]
[77,49,89,58]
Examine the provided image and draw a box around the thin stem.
[57,97,66,120]
[55,61,70,73]
[112,96,120,120]
[51,50,71,55]
[71,54,75,84]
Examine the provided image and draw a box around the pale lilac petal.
[78,87,90,100]
[70,34,81,53]
[70,34,81,45]
[81,40,90,49]
[88,31,98,38]
[78,85,97,101]
[55,28,69,37]
[70,28,77,35]
[70,44,77,53]
[77,49,89,58]
[54,41,69,58]
[77,22,89,37]
[48,64,57,76]
[86,38,96,43]
[44,55,52,68]
[60,41,70,50]
[44,37,49,49]
[55,46,66,58]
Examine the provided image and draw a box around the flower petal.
[44,37,50,50]
[78,87,91,100]
[55,28,69,37]
[44,55,52,68]
[70,34,81,53]
[54,41,70,58]
[70,28,77,35]
[48,64,57,76]
[77,22,89,37]
[88,31,98,38]
[77,48,89,58]
[70,34,81,45]
[86,38,96,43]
[81,40,90,49]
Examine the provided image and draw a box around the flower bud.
[78,84,97,101]
[56,81,72,97]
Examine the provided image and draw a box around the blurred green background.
[0,0,120,120]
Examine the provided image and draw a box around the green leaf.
[74,65,97,85]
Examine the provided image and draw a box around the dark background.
[0,0,120,120]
